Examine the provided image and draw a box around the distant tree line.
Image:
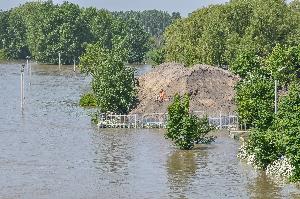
[112,10,181,65]
[113,10,181,38]
[163,0,300,67]
[0,1,182,64]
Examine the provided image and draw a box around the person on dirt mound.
[157,89,169,103]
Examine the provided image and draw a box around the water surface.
[0,63,300,199]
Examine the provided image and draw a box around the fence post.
[236,116,239,130]
[219,111,222,129]
[73,58,76,72]
[58,52,61,71]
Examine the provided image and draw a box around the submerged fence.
[97,111,239,130]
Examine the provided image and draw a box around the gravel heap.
[130,63,240,116]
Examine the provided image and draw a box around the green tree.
[236,73,275,130]
[166,94,214,150]
[265,44,300,84]
[5,7,29,59]
[230,49,262,78]
[274,81,300,181]
[80,42,136,114]
[164,0,298,67]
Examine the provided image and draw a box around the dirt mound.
[130,63,240,116]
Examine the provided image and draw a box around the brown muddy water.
[0,62,300,199]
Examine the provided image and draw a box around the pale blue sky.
[0,0,230,16]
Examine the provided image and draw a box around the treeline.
[0,1,161,64]
[112,10,181,65]
[163,0,300,67]
[113,10,181,38]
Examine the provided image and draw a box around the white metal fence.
[97,111,239,129]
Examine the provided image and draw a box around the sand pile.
[130,63,239,116]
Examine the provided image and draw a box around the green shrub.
[0,49,7,60]
[243,81,300,181]
[165,93,215,150]
[274,81,300,181]
[146,48,165,66]
[79,93,97,107]
[246,129,282,169]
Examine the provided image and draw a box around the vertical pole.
[219,111,222,129]
[58,52,61,71]
[236,116,239,130]
[26,58,29,74]
[135,114,137,129]
[73,58,76,72]
[29,61,31,86]
[21,64,25,111]
[275,79,278,114]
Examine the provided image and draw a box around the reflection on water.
[0,63,300,199]
[247,172,283,199]
[167,149,203,199]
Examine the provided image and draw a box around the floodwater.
[0,62,300,199]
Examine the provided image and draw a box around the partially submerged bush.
[244,129,282,169]
[79,93,97,107]
[165,93,215,150]
[238,81,300,182]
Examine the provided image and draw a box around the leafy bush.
[242,81,300,181]
[146,47,165,65]
[273,81,300,181]
[165,94,214,150]
[0,49,7,60]
[79,93,97,107]
[245,129,282,169]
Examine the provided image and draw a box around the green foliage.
[0,49,7,60]
[4,7,30,59]
[0,2,151,64]
[80,42,136,114]
[79,93,97,107]
[273,81,300,181]
[246,129,283,169]
[164,0,299,67]
[230,50,262,78]
[265,44,300,84]
[113,10,181,38]
[146,47,165,65]
[236,73,275,130]
[166,94,214,150]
